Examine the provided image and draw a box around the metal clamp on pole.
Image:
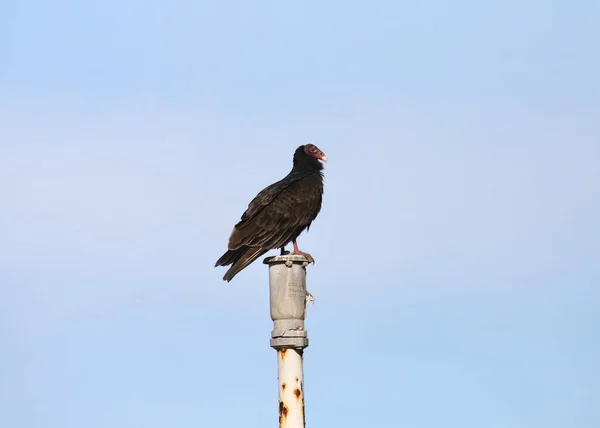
[264,254,310,428]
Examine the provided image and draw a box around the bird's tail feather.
[215,246,269,282]
[215,246,247,267]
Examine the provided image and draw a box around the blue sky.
[1,1,599,427]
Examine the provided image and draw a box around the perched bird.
[215,144,327,282]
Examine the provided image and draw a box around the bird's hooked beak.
[319,154,328,163]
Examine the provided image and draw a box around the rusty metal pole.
[264,254,310,428]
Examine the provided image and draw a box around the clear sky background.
[1,1,599,427]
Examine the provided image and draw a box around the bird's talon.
[290,250,315,264]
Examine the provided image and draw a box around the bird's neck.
[291,157,323,175]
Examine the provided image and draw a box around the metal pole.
[264,255,310,428]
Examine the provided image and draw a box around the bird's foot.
[290,250,315,264]
[305,291,315,308]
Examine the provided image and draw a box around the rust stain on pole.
[281,382,286,391]
[279,400,289,426]
[278,401,283,418]
[294,388,301,399]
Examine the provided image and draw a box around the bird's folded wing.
[237,179,291,226]
[228,182,321,250]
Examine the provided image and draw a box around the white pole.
[264,255,310,428]
[277,348,305,428]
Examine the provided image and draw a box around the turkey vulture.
[215,144,327,281]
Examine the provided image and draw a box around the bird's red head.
[304,144,328,163]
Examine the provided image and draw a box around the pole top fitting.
[265,254,310,350]
[263,254,310,267]
[270,329,309,349]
